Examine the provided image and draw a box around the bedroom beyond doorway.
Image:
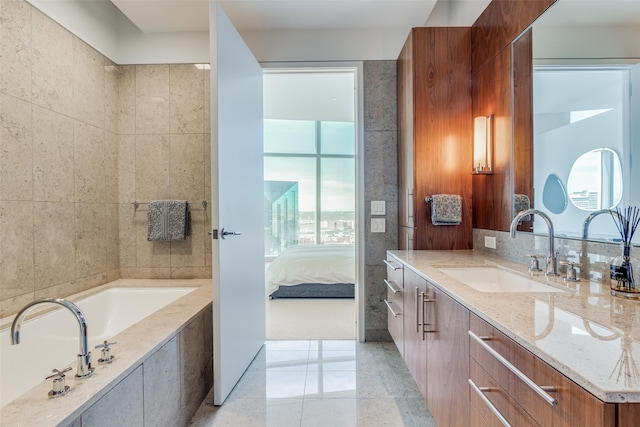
[263,68,357,339]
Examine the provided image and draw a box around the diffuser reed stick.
[610,206,640,292]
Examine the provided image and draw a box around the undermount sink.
[439,267,565,293]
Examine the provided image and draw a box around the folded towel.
[147,200,190,241]
[429,194,462,226]
[514,194,531,221]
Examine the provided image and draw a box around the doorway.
[262,68,360,340]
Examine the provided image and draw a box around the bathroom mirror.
[566,148,622,212]
[516,0,640,243]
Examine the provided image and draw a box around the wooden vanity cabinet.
[384,255,404,356]
[425,283,470,426]
[403,267,428,400]
[469,313,615,426]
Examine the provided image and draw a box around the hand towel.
[514,194,531,221]
[147,200,190,241]
[430,194,462,225]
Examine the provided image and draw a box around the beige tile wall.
[0,0,212,316]
[118,63,212,280]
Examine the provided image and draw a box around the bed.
[266,244,355,299]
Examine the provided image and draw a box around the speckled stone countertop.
[0,279,211,426]
[388,249,640,403]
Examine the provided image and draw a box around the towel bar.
[425,197,433,203]
[133,200,208,210]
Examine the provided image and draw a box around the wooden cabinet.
[469,313,616,426]
[426,284,470,426]
[388,253,640,426]
[396,27,473,250]
[384,255,404,357]
[403,267,428,400]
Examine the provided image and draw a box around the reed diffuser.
[610,206,640,298]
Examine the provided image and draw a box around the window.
[264,119,355,256]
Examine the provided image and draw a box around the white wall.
[28,0,210,64]
[534,26,640,64]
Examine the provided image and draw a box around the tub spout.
[11,298,93,379]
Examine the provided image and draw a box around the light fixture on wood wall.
[473,115,493,174]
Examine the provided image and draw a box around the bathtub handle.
[45,367,72,398]
[95,340,117,364]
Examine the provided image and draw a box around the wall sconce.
[473,115,493,174]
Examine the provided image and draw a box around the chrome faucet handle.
[45,367,72,398]
[560,260,581,282]
[95,340,117,364]
[526,254,543,272]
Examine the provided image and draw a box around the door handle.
[221,228,241,239]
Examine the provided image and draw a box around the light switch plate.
[484,236,497,249]
[371,201,386,215]
[371,218,386,233]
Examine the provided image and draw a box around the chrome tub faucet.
[11,298,94,379]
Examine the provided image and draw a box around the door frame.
[261,61,365,342]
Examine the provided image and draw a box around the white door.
[209,3,265,405]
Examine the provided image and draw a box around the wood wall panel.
[471,0,557,232]
[512,28,534,231]
[412,27,473,250]
[397,32,414,247]
[472,0,557,71]
[471,45,512,231]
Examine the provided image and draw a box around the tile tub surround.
[1,0,212,319]
[0,278,213,426]
[389,249,640,403]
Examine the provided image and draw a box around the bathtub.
[1,287,195,408]
[0,279,212,426]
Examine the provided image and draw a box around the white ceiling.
[109,0,489,34]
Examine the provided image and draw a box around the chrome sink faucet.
[11,298,94,379]
[510,209,559,276]
[582,208,621,239]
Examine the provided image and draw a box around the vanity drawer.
[469,359,538,427]
[384,255,404,288]
[469,313,615,427]
[385,255,404,356]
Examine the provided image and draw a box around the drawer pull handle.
[468,379,512,427]
[423,293,437,336]
[384,279,401,294]
[384,299,401,317]
[383,259,401,270]
[469,331,558,406]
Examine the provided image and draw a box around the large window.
[264,119,355,256]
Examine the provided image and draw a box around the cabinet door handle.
[383,259,401,270]
[384,279,401,294]
[469,331,558,406]
[423,293,437,337]
[384,299,401,317]
[416,288,423,333]
[468,379,512,427]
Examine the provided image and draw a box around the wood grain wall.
[403,28,474,250]
[513,28,534,231]
[471,0,557,232]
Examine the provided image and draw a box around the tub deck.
[0,279,212,426]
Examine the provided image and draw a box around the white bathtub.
[0,287,196,408]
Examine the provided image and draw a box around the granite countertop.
[388,249,640,403]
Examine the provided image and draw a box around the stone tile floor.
[189,340,437,426]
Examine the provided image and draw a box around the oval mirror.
[542,174,568,214]
[567,148,623,211]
